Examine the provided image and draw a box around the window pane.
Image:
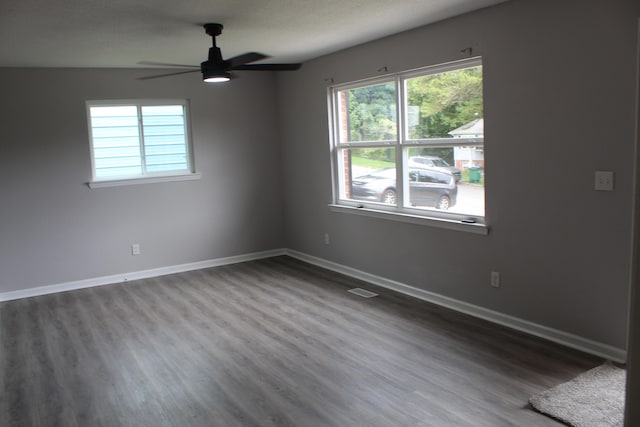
[337,147,397,204]
[141,105,188,172]
[336,82,397,143]
[405,65,483,139]
[405,146,484,216]
[90,106,143,179]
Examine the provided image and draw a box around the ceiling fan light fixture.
[203,70,231,83]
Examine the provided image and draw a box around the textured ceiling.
[0,0,508,68]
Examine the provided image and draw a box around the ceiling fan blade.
[227,52,269,68]
[137,61,199,69]
[138,70,201,80]
[231,63,302,71]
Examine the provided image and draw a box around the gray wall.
[625,17,640,427]
[0,68,285,292]
[278,0,640,350]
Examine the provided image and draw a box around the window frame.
[86,99,198,187]
[328,57,486,232]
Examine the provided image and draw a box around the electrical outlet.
[594,171,614,191]
[491,271,500,288]
[324,233,330,245]
[132,243,141,256]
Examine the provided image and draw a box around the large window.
[329,58,485,225]
[86,99,194,184]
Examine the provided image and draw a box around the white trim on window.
[329,204,488,234]
[87,172,201,189]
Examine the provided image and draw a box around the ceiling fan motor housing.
[204,23,223,37]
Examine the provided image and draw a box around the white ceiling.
[0,0,508,69]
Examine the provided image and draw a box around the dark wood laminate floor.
[1,256,601,426]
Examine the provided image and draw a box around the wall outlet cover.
[594,171,614,191]
[491,271,500,288]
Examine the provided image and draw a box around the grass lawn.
[351,156,394,169]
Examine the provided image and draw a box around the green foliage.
[347,82,396,141]
[407,66,483,138]
[342,66,483,142]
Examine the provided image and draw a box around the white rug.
[529,361,626,427]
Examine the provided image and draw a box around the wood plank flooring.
[1,256,601,426]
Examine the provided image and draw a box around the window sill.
[88,172,201,189]
[328,204,489,235]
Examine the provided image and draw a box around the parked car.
[408,156,462,181]
[351,167,457,209]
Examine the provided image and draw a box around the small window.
[329,58,485,225]
[86,99,194,183]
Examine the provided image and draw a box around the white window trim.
[329,204,489,235]
[87,172,201,189]
[328,57,486,233]
[86,99,197,187]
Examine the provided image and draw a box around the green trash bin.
[469,167,481,183]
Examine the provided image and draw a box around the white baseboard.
[285,249,627,363]
[1,247,626,363]
[0,249,286,303]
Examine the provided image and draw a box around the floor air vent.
[348,288,379,298]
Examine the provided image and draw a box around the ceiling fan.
[139,23,302,82]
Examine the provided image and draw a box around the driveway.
[448,182,484,217]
